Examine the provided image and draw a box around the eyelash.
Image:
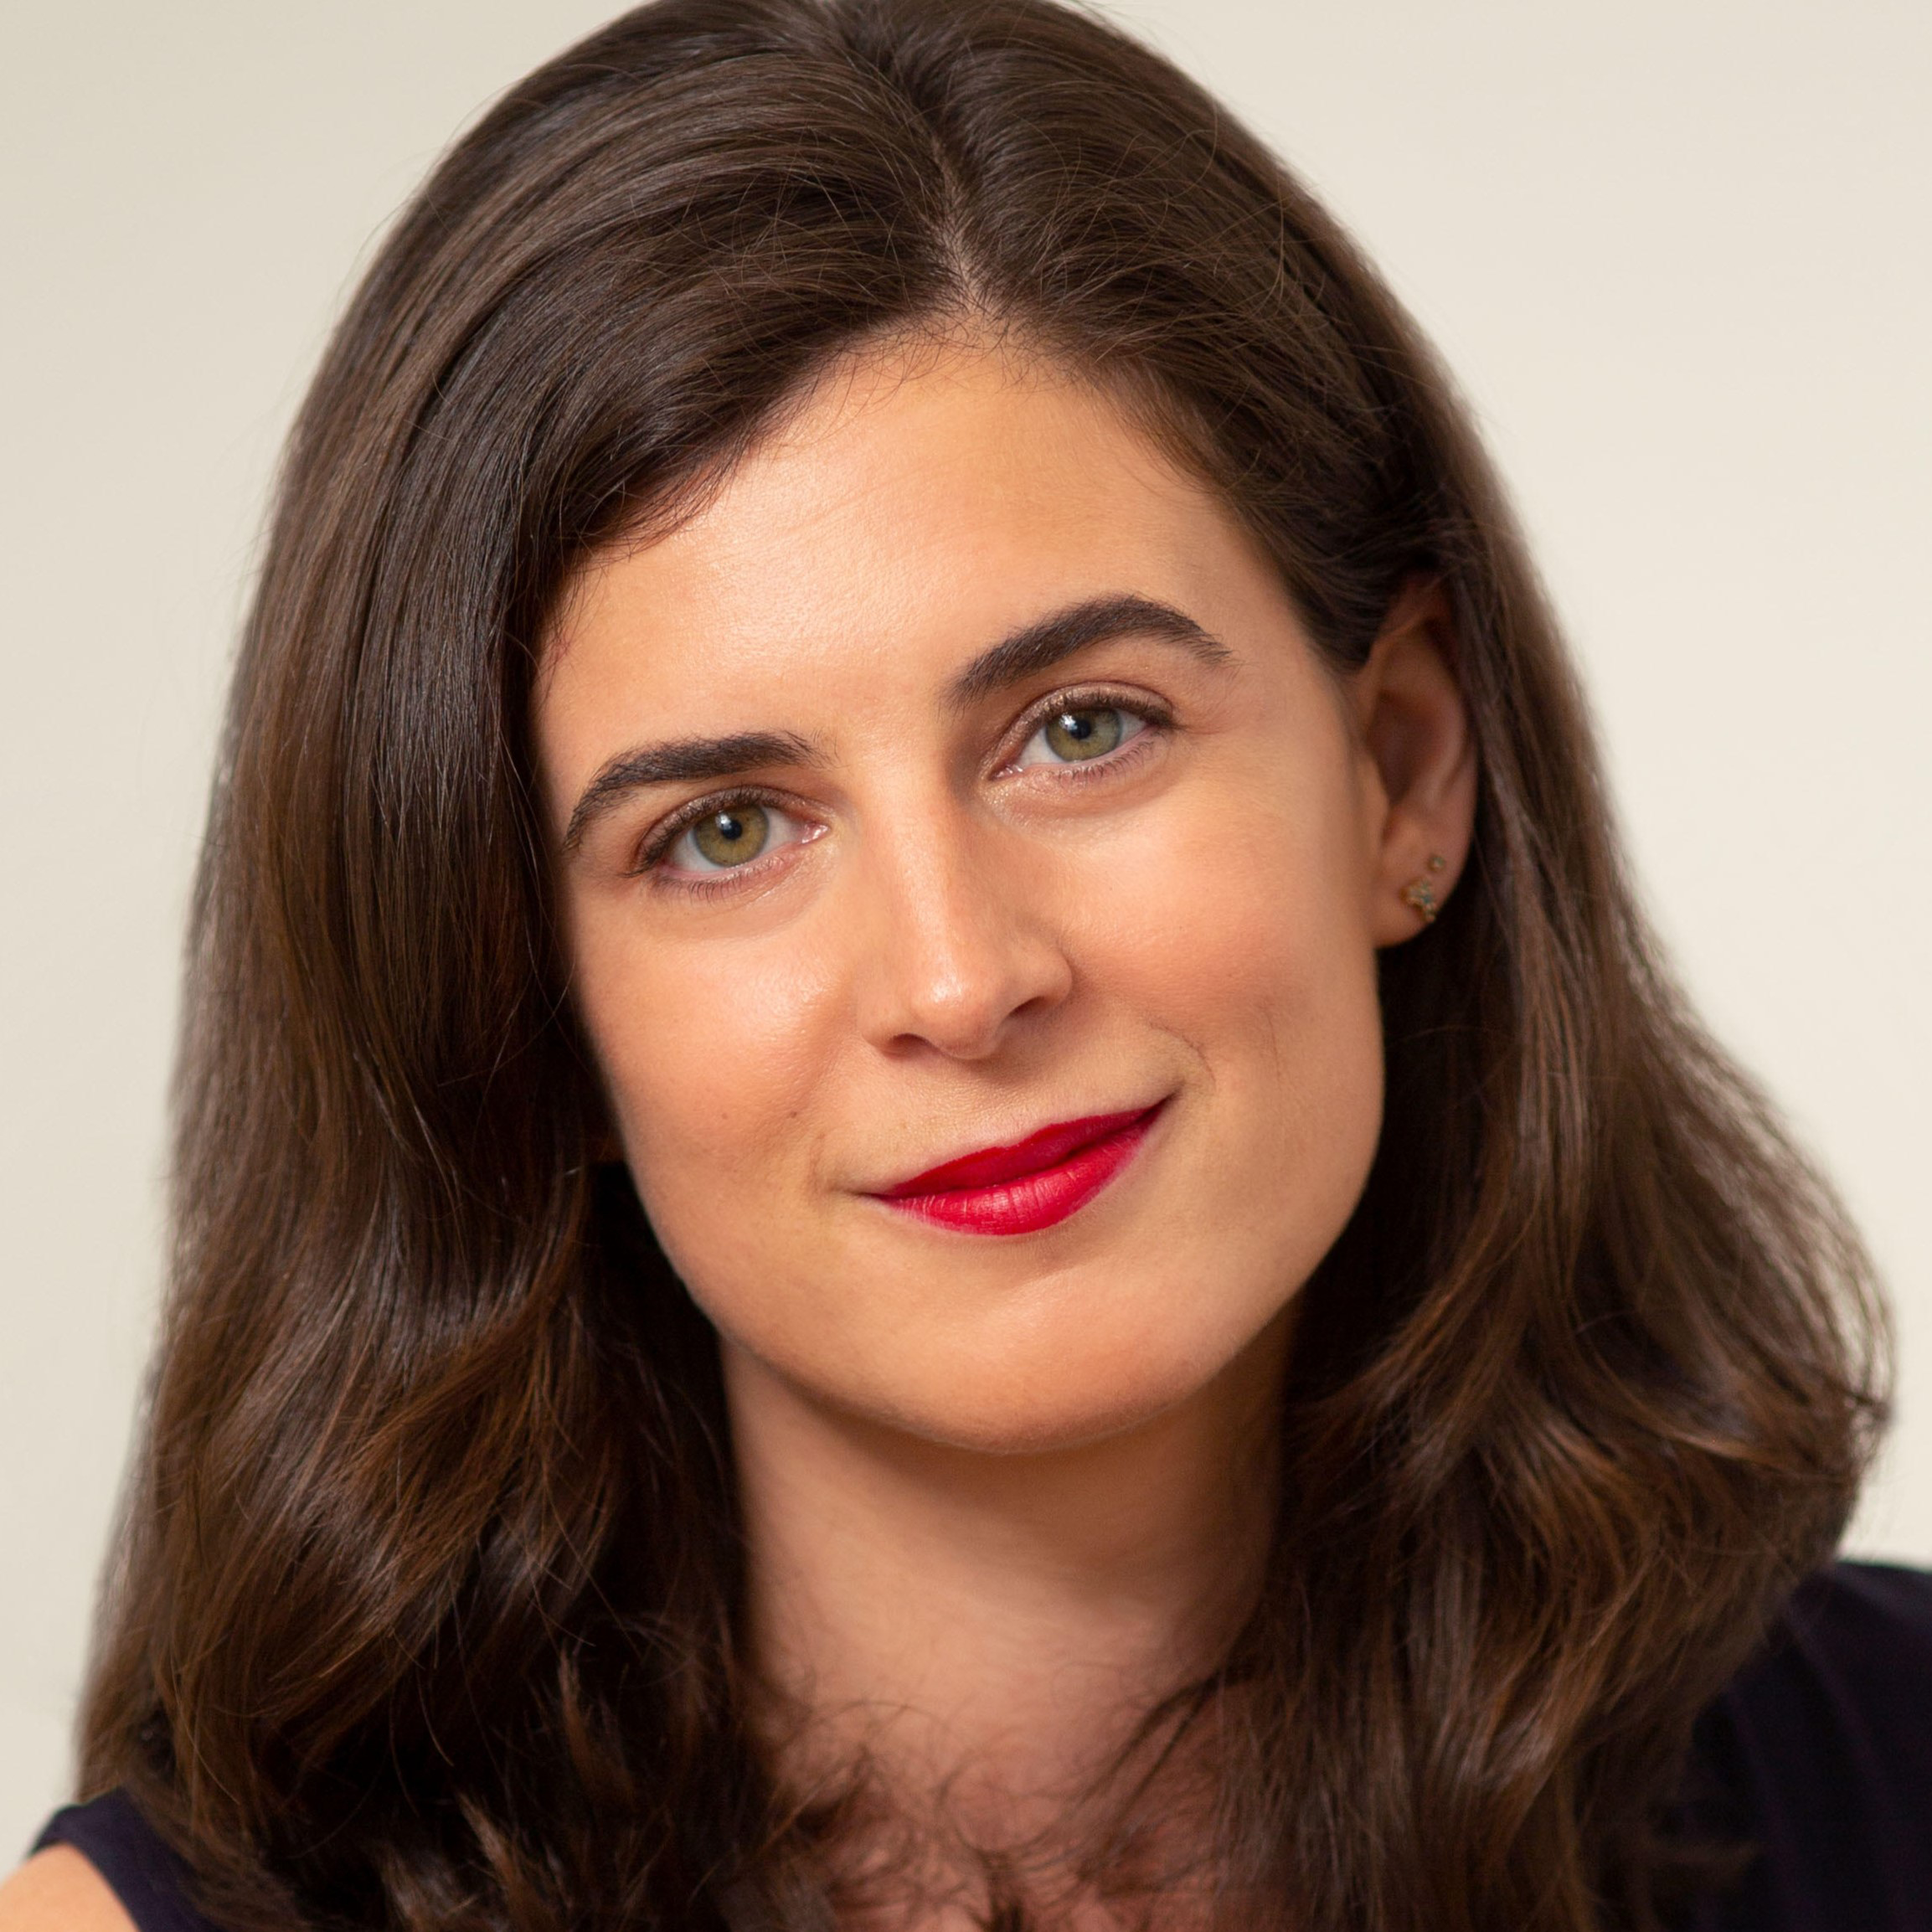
[996,685,1172,781]
[632,785,802,889]
[631,686,1172,891]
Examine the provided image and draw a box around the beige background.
[3,0,1927,1858]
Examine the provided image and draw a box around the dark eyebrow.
[563,729,814,853]
[561,597,1225,853]
[946,594,1231,707]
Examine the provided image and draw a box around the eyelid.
[634,785,809,875]
[994,684,1172,775]
[625,684,1167,873]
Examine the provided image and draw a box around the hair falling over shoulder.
[80,2,1887,1927]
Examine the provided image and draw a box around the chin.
[837,1279,1290,1457]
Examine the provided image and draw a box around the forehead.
[539,337,1263,738]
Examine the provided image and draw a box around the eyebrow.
[563,729,815,852]
[946,593,1231,706]
[560,594,1229,853]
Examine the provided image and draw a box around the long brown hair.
[81,1,1885,1927]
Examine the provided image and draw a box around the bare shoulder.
[0,1847,137,1932]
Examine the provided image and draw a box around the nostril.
[871,951,1073,1062]
[853,848,1075,1059]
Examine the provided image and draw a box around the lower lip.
[876,1105,1162,1237]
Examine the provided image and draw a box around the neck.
[724,1321,1285,1852]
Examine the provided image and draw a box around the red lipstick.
[874,1105,1162,1236]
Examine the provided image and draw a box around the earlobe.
[1353,580,1478,946]
[1398,853,1448,926]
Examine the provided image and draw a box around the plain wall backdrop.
[2,0,1927,1859]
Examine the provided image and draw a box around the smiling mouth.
[872,1102,1166,1237]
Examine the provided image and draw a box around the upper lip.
[873,1105,1164,1198]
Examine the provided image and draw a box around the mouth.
[871,1101,1167,1237]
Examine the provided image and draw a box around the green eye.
[1017,704,1146,768]
[1046,708,1122,760]
[657,799,819,881]
[681,804,770,869]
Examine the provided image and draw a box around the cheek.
[573,925,837,1232]
[1082,759,1384,1220]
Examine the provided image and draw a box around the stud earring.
[1401,853,1447,925]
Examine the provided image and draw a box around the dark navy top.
[33,1562,1932,1930]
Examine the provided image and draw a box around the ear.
[1348,579,1478,946]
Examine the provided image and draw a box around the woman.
[4,0,1926,1927]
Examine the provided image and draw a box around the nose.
[853,826,1074,1061]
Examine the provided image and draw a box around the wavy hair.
[80,1,1885,1927]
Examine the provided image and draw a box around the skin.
[0,1850,131,1932]
[0,334,1474,1931]
[544,338,1475,1905]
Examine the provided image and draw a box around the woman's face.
[538,338,1468,1453]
